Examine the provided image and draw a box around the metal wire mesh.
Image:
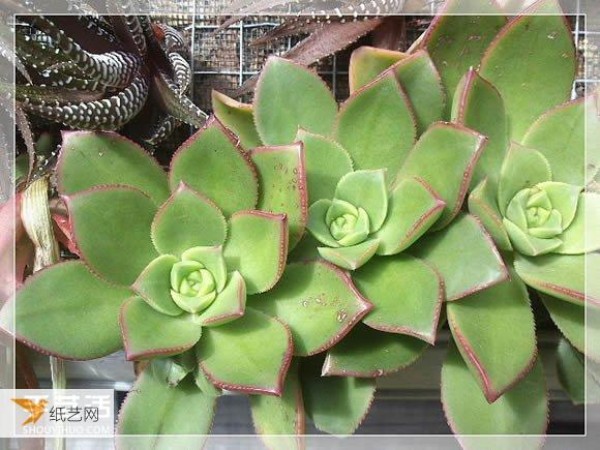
[158,2,597,112]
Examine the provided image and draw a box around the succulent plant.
[13,14,204,146]
[213,39,508,439]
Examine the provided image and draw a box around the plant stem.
[21,178,65,450]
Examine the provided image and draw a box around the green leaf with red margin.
[514,253,600,308]
[150,183,227,257]
[301,355,376,435]
[480,0,576,140]
[374,177,445,255]
[195,271,246,327]
[251,144,308,250]
[295,130,353,203]
[420,0,506,117]
[390,50,446,135]
[523,92,600,186]
[170,117,259,216]
[196,308,293,395]
[556,338,600,405]
[120,297,202,361]
[251,261,372,356]
[117,364,215,450]
[349,46,407,93]
[442,341,548,446]
[411,214,509,301]
[447,269,537,403]
[254,57,338,145]
[65,186,158,286]
[58,131,170,205]
[334,71,417,183]
[468,178,513,251]
[348,45,409,94]
[322,323,428,377]
[354,254,443,345]
[132,255,182,317]
[397,122,487,229]
[541,293,600,362]
[250,359,305,450]
[211,90,262,150]
[318,239,380,271]
[223,211,288,295]
[1,261,130,360]
[497,142,552,215]
[452,69,509,189]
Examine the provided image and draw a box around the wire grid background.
[151,0,600,113]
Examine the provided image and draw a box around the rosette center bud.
[326,199,371,246]
[170,260,218,314]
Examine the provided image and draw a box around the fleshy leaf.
[523,92,600,185]
[541,294,600,362]
[301,356,375,435]
[497,142,552,215]
[334,170,388,232]
[355,255,443,344]
[151,184,227,257]
[65,186,157,286]
[120,297,202,360]
[322,324,428,377]
[2,261,130,360]
[151,352,196,388]
[318,239,380,271]
[557,192,600,254]
[514,253,600,307]
[117,365,215,450]
[349,46,406,93]
[479,0,576,140]
[556,338,600,405]
[503,219,562,257]
[295,130,353,203]
[250,360,305,450]
[254,57,337,145]
[411,214,508,301]
[170,118,258,216]
[133,255,182,317]
[223,211,288,295]
[397,123,487,229]
[536,181,581,228]
[421,0,506,116]
[468,179,513,250]
[442,341,548,445]
[251,144,308,250]
[195,271,246,327]
[375,177,445,255]
[335,71,416,181]
[447,270,537,402]
[307,199,339,248]
[391,50,446,134]
[452,69,509,188]
[58,131,170,205]
[197,308,293,395]
[252,261,372,356]
[211,90,262,150]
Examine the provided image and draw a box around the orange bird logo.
[11,398,48,425]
